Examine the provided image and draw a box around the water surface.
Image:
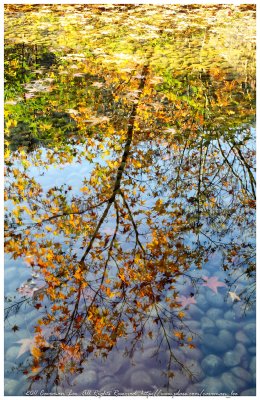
[4,4,256,396]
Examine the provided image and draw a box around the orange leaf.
[178,311,185,319]
[31,346,42,360]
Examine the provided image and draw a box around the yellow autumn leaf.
[178,311,185,319]
[74,268,82,280]
[174,331,185,340]
[31,346,42,360]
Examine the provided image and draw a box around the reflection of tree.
[4,3,255,392]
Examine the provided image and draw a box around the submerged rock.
[221,372,247,393]
[224,310,237,320]
[202,330,234,354]
[129,370,153,390]
[72,369,98,389]
[200,376,225,394]
[4,378,19,396]
[133,346,158,365]
[201,354,224,376]
[223,343,247,367]
[195,294,208,311]
[248,346,256,355]
[4,361,16,376]
[231,366,253,383]
[205,291,224,307]
[100,374,120,388]
[240,388,256,396]
[5,345,20,362]
[149,368,168,388]
[218,329,235,349]
[235,330,251,345]
[188,304,204,319]
[206,307,222,320]
[201,317,216,333]
[186,320,201,330]
[249,356,256,374]
[176,346,203,362]
[169,370,190,391]
[215,319,239,332]
[186,382,204,395]
[243,322,256,344]
[185,359,205,381]
[100,383,121,392]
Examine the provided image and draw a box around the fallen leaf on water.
[11,325,19,332]
[16,337,50,358]
[228,291,241,302]
[31,346,42,360]
[16,338,36,358]
[176,295,196,308]
[202,276,227,294]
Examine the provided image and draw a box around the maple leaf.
[16,337,50,358]
[31,346,42,360]
[178,311,185,319]
[202,276,227,294]
[73,268,82,280]
[16,338,36,358]
[174,331,185,340]
[12,325,19,332]
[176,295,196,308]
[228,291,241,302]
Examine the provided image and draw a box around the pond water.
[4,4,256,397]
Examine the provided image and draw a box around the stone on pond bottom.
[240,388,256,396]
[4,379,19,396]
[231,366,253,383]
[201,354,224,376]
[169,370,190,391]
[215,319,239,332]
[194,294,208,311]
[202,330,234,354]
[200,376,225,394]
[5,345,21,362]
[72,369,98,389]
[223,350,242,367]
[249,356,256,374]
[129,370,153,390]
[205,291,224,307]
[248,346,256,355]
[206,307,223,320]
[221,372,247,393]
[201,317,216,333]
[218,329,235,349]
[188,305,204,319]
[235,330,251,345]
[243,322,256,344]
